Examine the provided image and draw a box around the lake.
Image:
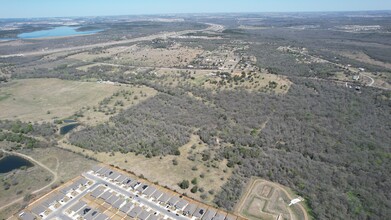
[17,26,102,39]
[0,155,34,173]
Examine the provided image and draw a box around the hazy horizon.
[1,0,391,19]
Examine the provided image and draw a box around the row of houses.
[89,187,160,220]
[91,166,238,220]
[68,200,109,220]
[19,177,91,220]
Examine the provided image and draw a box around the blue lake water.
[17,26,102,39]
[0,38,16,41]
[0,155,34,173]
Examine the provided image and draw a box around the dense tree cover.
[70,77,390,219]
[69,92,220,156]
[0,120,56,149]
[211,80,390,220]
[0,120,56,138]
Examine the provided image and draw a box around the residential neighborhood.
[18,165,242,220]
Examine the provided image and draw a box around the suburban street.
[44,182,101,220]
[83,172,191,220]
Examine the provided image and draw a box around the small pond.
[63,119,77,123]
[0,155,34,173]
[60,123,80,135]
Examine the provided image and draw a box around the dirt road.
[0,150,58,212]
[235,177,309,220]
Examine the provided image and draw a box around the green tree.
[178,180,190,189]
[191,178,198,185]
[190,185,198,193]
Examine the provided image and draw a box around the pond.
[60,123,80,135]
[0,155,34,173]
[17,26,102,39]
[63,119,77,123]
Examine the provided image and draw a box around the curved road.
[236,178,309,220]
[0,150,58,212]
[361,73,375,86]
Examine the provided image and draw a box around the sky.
[1,0,391,18]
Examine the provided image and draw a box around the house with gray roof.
[99,191,112,201]
[69,201,86,213]
[212,212,226,220]
[104,169,114,177]
[76,178,89,186]
[128,206,142,218]
[77,206,92,217]
[193,207,206,218]
[119,203,133,214]
[183,203,197,216]
[113,198,125,209]
[96,167,108,175]
[31,205,46,217]
[167,196,180,206]
[147,214,160,220]
[108,171,120,180]
[95,213,109,220]
[116,175,127,183]
[19,212,36,220]
[106,194,119,205]
[175,199,189,210]
[138,210,151,220]
[157,193,171,203]
[84,209,100,220]
[151,190,163,200]
[122,177,134,185]
[130,180,141,189]
[202,209,217,220]
[224,214,237,220]
[91,188,104,198]
[42,193,65,207]
[136,183,149,193]
[69,182,80,190]
[143,186,157,197]
[91,165,103,173]
[60,186,72,195]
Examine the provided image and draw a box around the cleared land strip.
[235,177,309,220]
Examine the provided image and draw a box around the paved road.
[83,172,190,220]
[44,182,101,220]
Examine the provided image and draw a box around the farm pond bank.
[0,155,34,173]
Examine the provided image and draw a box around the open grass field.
[155,68,292,94]
[340,51,391,70]
[235,178,309,220]
[74,84,157,126]
[21,147,97,184]
[0,78,156,124]
[60,134,233,205]
[69,43,203,67]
